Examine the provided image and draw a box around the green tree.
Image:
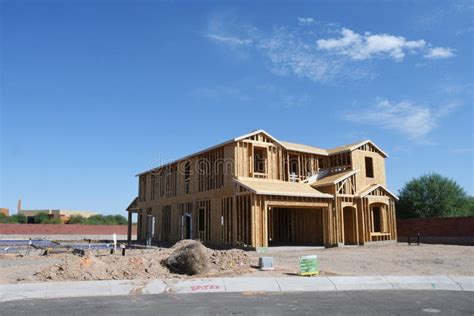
[0,213,13,223]
[66,213,128,225]
[34,212,52,224]
[104,215,118,225]
[32,212,61,224]
[114,214,127,225]
[397,173,474,218]
[67,215,86,224]
[11,214,27,223]
[0,213,27,223]
[85,214,105,225]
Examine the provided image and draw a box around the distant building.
[18,209,97,223]
[0,208,9,216]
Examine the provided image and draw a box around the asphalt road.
[1,291,472,315]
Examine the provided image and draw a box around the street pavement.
[0,291,472,315]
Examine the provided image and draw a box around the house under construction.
[126,130,398,248]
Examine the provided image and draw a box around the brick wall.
[0,224,137,235]
[397,217,474,237]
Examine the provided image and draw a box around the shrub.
[67,215,86,224]
[67,214,128,225]
[114,214,127,225]
[33,212,61,224]
[0,213,14,223]
[0,213,27,223]
[11,214,27,223]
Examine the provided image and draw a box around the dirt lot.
[244,243,474,277]
[0,242,472,284]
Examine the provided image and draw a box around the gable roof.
[137,129,387,176]
[327,140,388,158]
[279,141,327,156]
[311,169,359,188]
[357,184,399,200]
[234,129,285,147]
[126,197,139,211]
[136,129,275,176]
[234,177,333,199]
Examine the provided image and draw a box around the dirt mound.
[170,239,198,250]
[163,240,209,275]
[18,242,253,282]
[209,249,251,271]
[32,251,170,281]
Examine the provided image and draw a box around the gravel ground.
[0,242,472,284]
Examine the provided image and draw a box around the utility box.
[259,257,274,270]
[299,255,319,276]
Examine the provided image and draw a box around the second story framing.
[136,129,388,204]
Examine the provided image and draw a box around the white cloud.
[317,28,427,61]
[297,17,316,26]
[425,47,455,59]
[344,98,459,140]
[317,28,361,50]
[204,17,455,82]
[206,34,252,46]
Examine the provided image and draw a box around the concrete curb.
[0,276,472,302]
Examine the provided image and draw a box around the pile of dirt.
[209,249,251,271]
[32,251,171,281]
[27,241,252,282]
[162,240,209,275]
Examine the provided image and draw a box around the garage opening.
[268,207,324,246]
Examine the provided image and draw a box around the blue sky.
[1,1,473,215]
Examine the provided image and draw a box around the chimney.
[17,199,22,212]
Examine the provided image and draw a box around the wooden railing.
[370,232,391,241]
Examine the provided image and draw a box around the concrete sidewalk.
[0,276,472,302]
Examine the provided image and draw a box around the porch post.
[127,211,132,245]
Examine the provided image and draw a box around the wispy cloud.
[316,28,427,61]
[191,86,250,102]
[206,34,252,46]
[204,15,455,82]
[343,98,460,140]
[191,82,312,109]
[424,47,455,59]
[256,27,344,82]
[450,147,474,154]
[297,17,316,26]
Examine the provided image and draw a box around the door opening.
[146,214,155,246]
[372,206,381,232]
[343,207,357,245]
[183,214,192,239]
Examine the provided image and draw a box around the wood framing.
[127,129,398,248]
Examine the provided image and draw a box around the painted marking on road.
[422,308,441,313]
